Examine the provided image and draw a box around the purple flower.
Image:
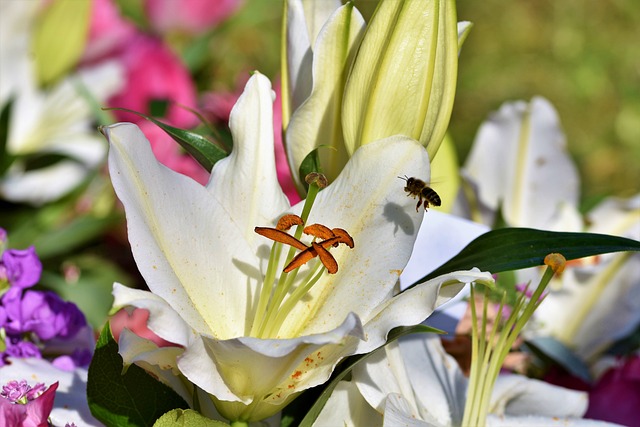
[1,380,32,403]
[4,341,42,360]
[3,291,87,340]
[1,247,42,290]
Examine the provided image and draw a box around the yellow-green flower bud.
[33,0,91,87]
[342,0,459,159]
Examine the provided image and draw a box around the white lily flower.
[103,72,493,423]
[0,1,123,205]
[0,357,99,427]
[455,97,580,229]
[315,334,620,426]
[530,194,640,364]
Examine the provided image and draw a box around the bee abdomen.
[421,187,441,206]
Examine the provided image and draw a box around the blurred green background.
[194,0,640,208]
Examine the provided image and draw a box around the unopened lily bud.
[342,0,460,159]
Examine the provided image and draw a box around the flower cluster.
[0,228,92,370]
[0,379,59,426]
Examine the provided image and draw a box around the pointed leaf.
[105,108,228,171]
[87,323,189,427]
[415,228,640,286]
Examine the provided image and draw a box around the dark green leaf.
[525,337,592,383]
[153,409,228,427]
[414,228,640,286]
[88,324,189,427]
[0,99,15,175]
[296,325,442,427]
[106,108,228,171]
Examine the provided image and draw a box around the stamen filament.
[266,260,325,337]
[252,182,322,338]
[249,241,282,337]
[462,254,565,426]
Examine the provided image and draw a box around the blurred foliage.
[451,0,640,209]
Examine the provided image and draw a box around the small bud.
[544,253,566,275]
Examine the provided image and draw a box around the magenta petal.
[24,382,58,427]
[2,247,42,289]
[0,397,27,427]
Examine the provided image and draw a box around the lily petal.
[314,381,382,427]
[283,0,342,119]
[105,122,255,338]
[461,97,579,228]
[286,2,366,190]
[358,269,494,353]
[276,135,429,338]
[207,73,290,251]
[490,375,587,418]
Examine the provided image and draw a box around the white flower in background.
[103,72,494,423]
[315,334,619,427]
[0,357,99,426]
[528,194,640,365]
[0,1,123,205]
[453,95,640,368]
[454,96,580,229]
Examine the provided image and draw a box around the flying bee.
[398,175,441,212]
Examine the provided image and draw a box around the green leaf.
[414,228,640,286]
[0,100,15,175]
[153,409,228,427]
[88,324,189,427]
[296,325,442,427]
[524,337,591,383]
[32,0,91,87]
[33,214,122,259]
[105,108,228,171]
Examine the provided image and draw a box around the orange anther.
[276,214,304,231]
[254,227,308,251]
[303,224,335,240]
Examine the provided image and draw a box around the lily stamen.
[256,220,354,275]
[252,210,354,338]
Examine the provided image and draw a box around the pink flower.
[110,308,176,348]
[83,0,137,63]
[586,356,640,427]
[144,0,243,35]
[0,380,58,427]
[107,34,197,128]
[544,356,640,427]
